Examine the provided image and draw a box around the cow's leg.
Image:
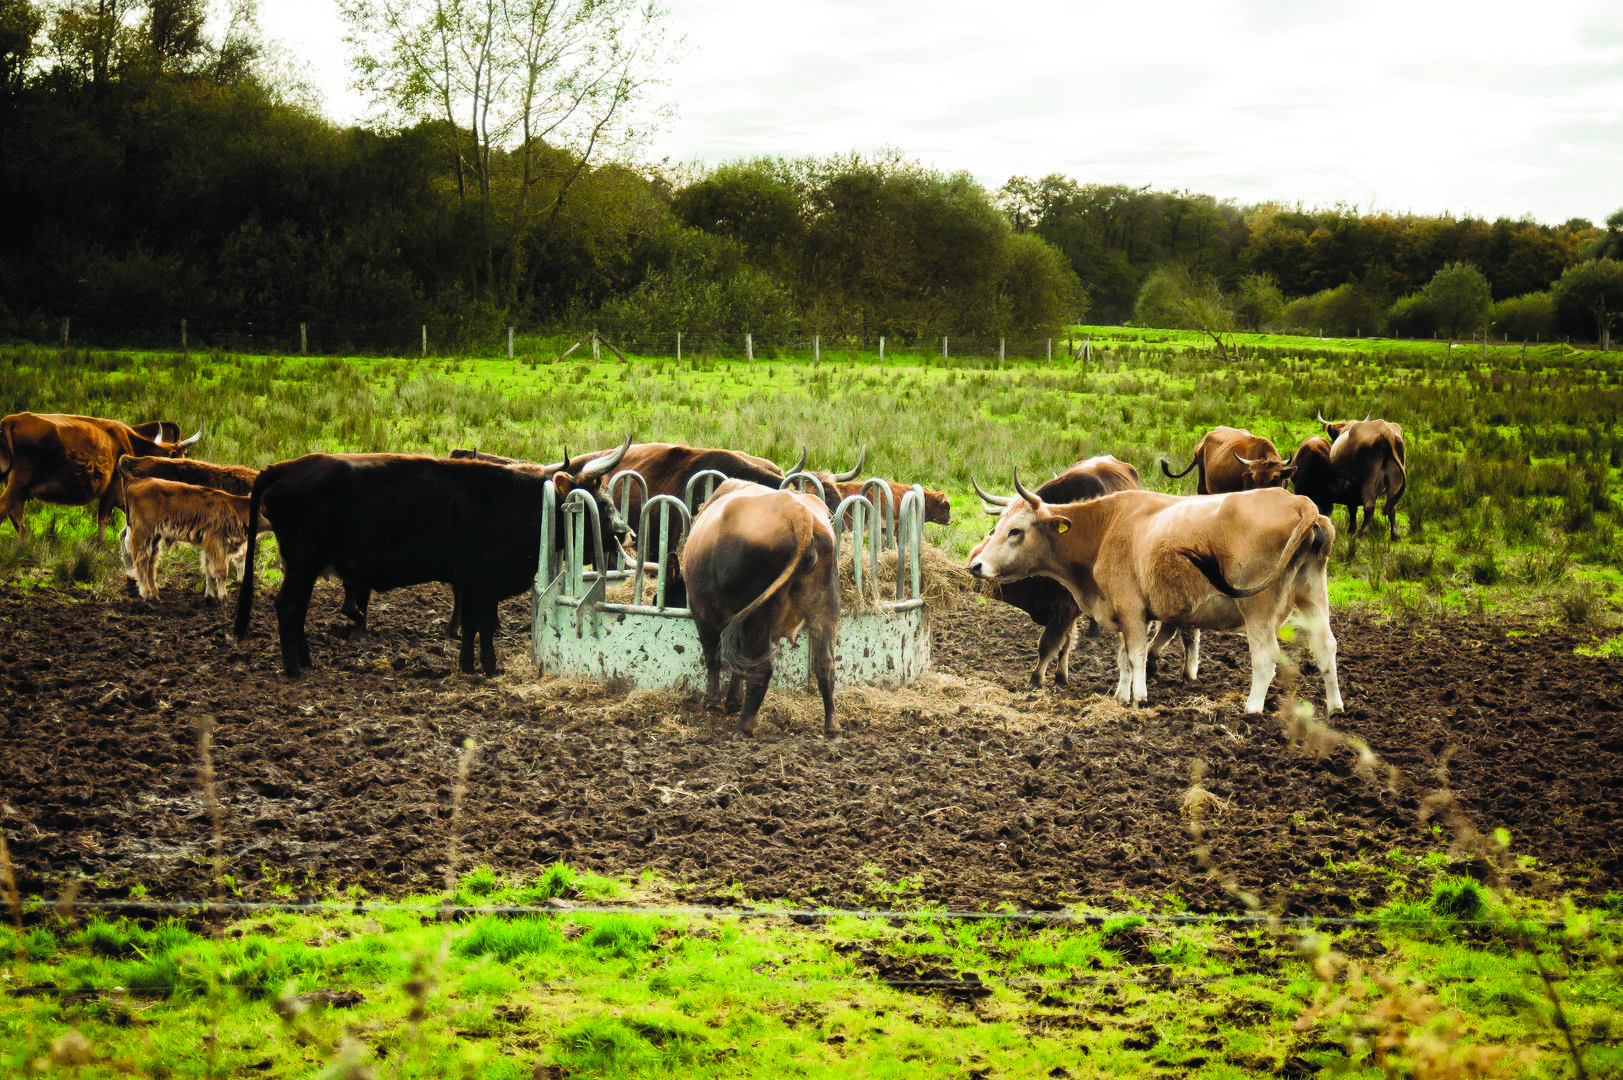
[810,622,838,738]
[1242,619,1281,714]
[1146,621,1175,681]
[1343,502,1359,536]
[447,586,464,640]
[339,584,370,631]
[0,472,27,536]
[1180,628,1201,682]
[202,536,232,602]
[1113,634,1133,704]
[1123,619,1152,705]
[274,568,318,676]
[119,526,137,578]
[1032,615,1076,688]
[734,667,772,737]
[132,526,160,601]
[1382,475,1404,541]
[95,485,120,545]
[1296,585,1343,715]
[696,623,724,708]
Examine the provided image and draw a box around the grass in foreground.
[2,866,1620,1079]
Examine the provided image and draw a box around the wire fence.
[15,319,1102,364]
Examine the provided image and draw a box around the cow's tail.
[1180,503,1321,600]
[1160,455,1198,480]
[718,505,816,680]
[233,468,272,643]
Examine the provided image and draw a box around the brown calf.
[120,470,269,602]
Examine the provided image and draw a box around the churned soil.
[2,572,1620,915]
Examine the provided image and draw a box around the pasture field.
[2,335,1623,1078]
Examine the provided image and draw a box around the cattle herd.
[0,410,1407,736]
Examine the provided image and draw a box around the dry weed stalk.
[0,819,23,944]
[196,715,226,936]
[1183,678,1587,1079]
[441,738,478,906]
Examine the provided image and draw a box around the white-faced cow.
[0,413,201,540]
[1317,412,1406,539]
[233,440,631,678]
[969,455,1168,688]
[968,473,1343,715]
[680,478,841,739]
[119,466,271,602]
[1161,427,1295,494]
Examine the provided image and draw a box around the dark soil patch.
[2,578,1620,914]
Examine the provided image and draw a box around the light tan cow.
[120,470,270,602]
[968,474,1342,715]
[1318,412,1406,539]
[1160,426,1295,494]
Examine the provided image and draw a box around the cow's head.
[1233,451,1296,489]
[1316,410,1370,443]
[967,469,1070,582]
[550,435,635,560]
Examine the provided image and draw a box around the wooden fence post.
[999,337,1005,364]
[676,331,682,363]
[746,332,754,362]
[60,317,69,347]
[1046,338,1052,363]
[813,335,819,363]
[942,337,949,362]
[507,327,514,360]
[300,323,308,355]
[879,336,885,362]
[181,318,188,351]
[421,325,427,358]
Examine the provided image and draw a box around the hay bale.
[837,542,975,616]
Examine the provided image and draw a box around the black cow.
[233,441,630,677]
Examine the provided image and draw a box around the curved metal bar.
[858,477,896,550]
[781,472,827,503]
[897,486,925,602]
[562,487,608,598]
[830,493,875,603]
[538,476,560,590]
[637,494,692,610]
[685,468,731,511]
[606,469,648,572]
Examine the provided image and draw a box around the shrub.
[1490,291,1556,342]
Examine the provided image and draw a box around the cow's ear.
[1051,519,1070,534]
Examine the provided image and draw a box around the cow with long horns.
[970,456,1153,687]
[234,438,632,677]
[0,413,202,541]
[968,471,1342,715]
[1316,411,1406,539]
[1160,427,1295,494]
[680,478,841,739]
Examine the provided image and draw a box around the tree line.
[0,0,1617,351]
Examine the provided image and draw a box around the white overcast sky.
[259,0,1623,226]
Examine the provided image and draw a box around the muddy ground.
[2,571,1621,916]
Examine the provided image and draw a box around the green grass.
[6,333,1623,605]
[3,865,1619,1079]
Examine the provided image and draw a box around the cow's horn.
[178,423,203,449]
[1234,452,1256,466]
[1315,410,1330,427]
[580,434,632,479]
[782,445,808,476]
[833,445,867,482]
[970,474,1011,510]
[1363,411,1372,422]
[1012,466,1040,507]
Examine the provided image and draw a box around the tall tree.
[340,0,678,302]
[1422,261,1491,339]
[1554,257,1623,350]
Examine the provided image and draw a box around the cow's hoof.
[823,724,843,739]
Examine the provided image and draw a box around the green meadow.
[3,331,1623,1076]
[3,328,1620,626]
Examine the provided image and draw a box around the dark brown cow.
[970,455,1150,687]
[969,475,1342,715]
[829,477,952,525]
[1287,435,1351,518]
[119,467,271,602]
[680,478,841,739]
[1317,412,1407,539]
[0,413,201,540]
[1160,426,1295,494]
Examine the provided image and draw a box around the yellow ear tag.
[1054,519,1070,533]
